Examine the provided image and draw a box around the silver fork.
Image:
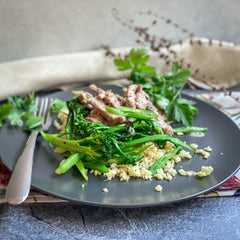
[5,97,52,204]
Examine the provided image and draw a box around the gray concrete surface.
[0,198,240,240]
[0,1,240,239]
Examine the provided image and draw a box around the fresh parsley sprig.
[0,93,42,130]
[114,47,197,126]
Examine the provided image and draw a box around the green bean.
[65,110,73,140]
[107,157,123,164]
[75,159,88,181]
[83,162,109,173]
[121,134,196,151]
[150,146,181,175]
[173,126,208,134]
[105,107,123,116]
[128,144,152,155]
[105,106,158,120]
[55,152,83,174]
[105,124,125,133]
[119,106,158,120]
[151,119,163,134]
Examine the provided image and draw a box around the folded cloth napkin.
[0,38,240,101]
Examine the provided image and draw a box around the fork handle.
[5,131,39,204]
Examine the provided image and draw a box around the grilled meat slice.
[89,84,123,108]
[77,91,126,126]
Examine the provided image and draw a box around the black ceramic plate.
[1,85,240,208]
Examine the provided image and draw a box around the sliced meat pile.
[122,85,173,135]
[76,84,173,135]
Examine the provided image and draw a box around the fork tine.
[37,98,45,117]
[34,97,39,117]
[42,98,49,118]
[44,98,53,125]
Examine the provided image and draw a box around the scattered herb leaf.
[50,98,67,113]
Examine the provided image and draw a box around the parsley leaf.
[114,47,155,73]
[50,98,67,113]
[0,104,13,127]
[166,69,191,88]
[8,96,24,109]
[154,95,170,110]
[129,47,149,67]
[165,98,198,126]
[24,112,43,130]
[7,109,25,126]
[0,92,45,131]
[26,93,38,113]
[114,58,132,71]
[171,61,179,75]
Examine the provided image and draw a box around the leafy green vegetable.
[24,112,42,130]
[114,47,197,126]
[0,104,12,127]
[165,99,198,126]
[7,109,25,126]
[7,96,25,109]
[0,92,43,131]
[50,98,67,113]
[114,58,132,71]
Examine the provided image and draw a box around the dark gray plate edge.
[30,162,240,208]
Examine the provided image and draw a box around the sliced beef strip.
[122,84,139,108]
[135,85,150,109]
[77,91,95,110]
[154,112,173,135]
[122,84,149,109]
[77,91,126,125]
[89,84,106,99]
[85,109,109,125]
[89,84,123,108]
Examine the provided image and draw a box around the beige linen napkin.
[0,38,240,100]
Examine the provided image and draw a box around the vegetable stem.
[173,126,208,134]
[40,131,101,157]
[55,153,84,174]
[150,146,181,175]
[121,134,196,151]
[83,162,109,173]
[106,106,158,120]
[75,159,88,181]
